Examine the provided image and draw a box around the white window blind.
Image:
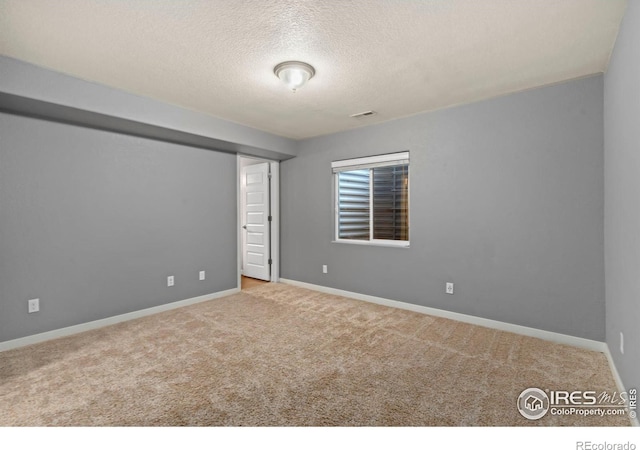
[333,152,409,245]
[331,152,410,173]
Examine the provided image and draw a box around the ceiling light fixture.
[274,61,315,93]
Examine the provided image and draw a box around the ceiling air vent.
[350,110,377,119]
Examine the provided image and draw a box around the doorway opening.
[238,156,280,290]
[240,275,269,290]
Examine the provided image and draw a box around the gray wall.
[281,75,605,341]
[0,112,237,342]
[604,1,640,392]
[0,56,298,160]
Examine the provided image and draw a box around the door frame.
[237,155,280,287]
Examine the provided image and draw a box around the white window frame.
[332,152,410,248]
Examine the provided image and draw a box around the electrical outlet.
[167,275,175,287]
[446,282,454,295]
[199,270,206,281]
[28,298,40,313]
[322,265,328,274]
[620,332,624,355]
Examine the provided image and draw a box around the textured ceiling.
[0,0,628,140]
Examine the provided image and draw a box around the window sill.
[332,239,410,249]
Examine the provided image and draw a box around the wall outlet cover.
[446,282,454,294]
[28,298,40,313]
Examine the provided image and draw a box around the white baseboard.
[0,287,240,352]
[279,278,607,353]
[603,346,640,427]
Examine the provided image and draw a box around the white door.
[241,162,271,281]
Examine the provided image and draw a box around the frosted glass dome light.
[274,61,315,92]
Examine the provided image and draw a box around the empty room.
[0,0,638,438]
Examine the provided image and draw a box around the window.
[332,152,409,246]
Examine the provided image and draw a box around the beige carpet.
[0,283,629,426]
